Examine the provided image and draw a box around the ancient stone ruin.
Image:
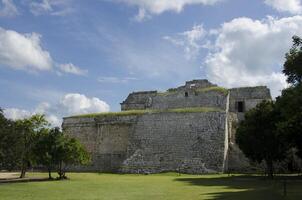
[62,79,271,174]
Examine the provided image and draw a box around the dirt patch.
[0,172,50,184]
[0,172,19,180]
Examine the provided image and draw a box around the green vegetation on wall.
[157,86,228,96]
[68,107,224,118]
[195,86,228,95]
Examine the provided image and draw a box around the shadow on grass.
[0,177,62,184]
[175,175,302,200]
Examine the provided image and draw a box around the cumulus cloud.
[0,0,18,17]
[58,93,109,115]
[3,108,32,120]
[115,0,222,21]
[4,93,110,127]
[166,16,302,97]
[265,0,302,14]
[0,27,87,75]
[203,16,302,97]
[58,63,88,76]
[0,27,53,71]
[163,24,207,60]
[29,0,73,16]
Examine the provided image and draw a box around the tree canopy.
[236,101,289,177]
[283,35,302,85]
[0,112,90,179]
[35,127,91,179]
[236,36,302,177]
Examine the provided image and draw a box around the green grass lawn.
[0,173,301,200]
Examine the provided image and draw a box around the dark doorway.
[185,92,188,97]
[236,101,245,112]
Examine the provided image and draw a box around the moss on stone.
[68,107,224,118]
[195,86,228,95]
[157,91,177,96]
[69,110,150,118]
[166,107,223,113]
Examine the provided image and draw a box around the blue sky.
[1,0,302,126]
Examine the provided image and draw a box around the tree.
[34,127,57,179]
[0,109,23,171]
[236,101,289,178]
[54,132,91,179]
[283,36,302,85]
[275,84,302,159]
[276,35,302,162]
[35,127,90,179]
[16,114,50,178]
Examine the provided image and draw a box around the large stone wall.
[63,111,227,173]
[63,79,273,174]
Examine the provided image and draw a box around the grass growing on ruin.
[1,173,302,200]
[196,86,229,95]
[68,107,223,118]
[166,107,223,113]
[69,109,150,118]
[157,90,178,96]
[157,86,228,96]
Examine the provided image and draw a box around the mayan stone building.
[62,79,271,173]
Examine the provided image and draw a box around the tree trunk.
[48,168,52,179]
[58,160,63,179]
[265,159,274,179]
[20,162,26,178]
[20,129,27,179]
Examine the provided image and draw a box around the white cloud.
[98,76,137,83]
[130,15,302,96]
[0,0,18,17]
[163,24,207,59]
[4,93,110,127]
[0,27,86,75]
[115,0,222,20]
[29,0,73,16]
[3,108,32,120]
[203,16,302,97]
[58,63,88,76]
[0,27,53,71]
[58,93,110,115]
[265,0,302,14]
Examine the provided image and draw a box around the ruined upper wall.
[121,80,227,111]
[229,86,271,114]
[121,80,272,113]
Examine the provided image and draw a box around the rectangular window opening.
[236,101,245,112]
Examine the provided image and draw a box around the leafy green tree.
[0,109,23,171]
[275,84,302,158]
[0,109,25,171]
[34,125,90,180]
[236,101,289,178]
[283,36,302,85]
[34,127,58,179]
[55,133,91,179]
[16,114,50,178]
[275,35,302,163]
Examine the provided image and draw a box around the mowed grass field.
[0,173,302,200]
